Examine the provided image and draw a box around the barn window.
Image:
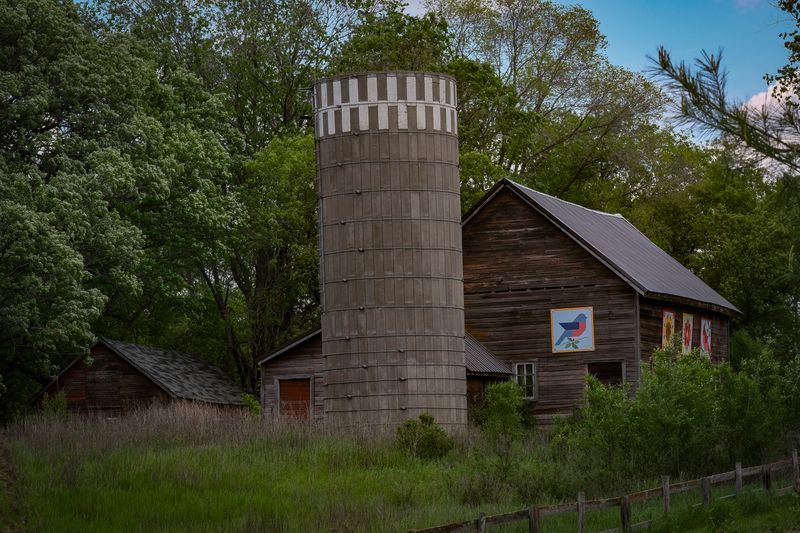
[514,362,537,400]
[587,361,624,387]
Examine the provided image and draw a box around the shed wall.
[462,188,639,423]
[42,344,168,414]
[260,334,325,421]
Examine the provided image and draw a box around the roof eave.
[258,328,323,366]
[466,371,512,377]
[98,338,177,399]
[28,355,85,406]
[642,292,741,317]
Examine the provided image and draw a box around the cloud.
[745,86,779,112]
[733,0,764,11]
[745,81,796,113]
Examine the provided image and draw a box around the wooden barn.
[34,339,245,415]
[258,330,510,421]
[462,179,740,424]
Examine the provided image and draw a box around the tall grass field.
[1,403,798,532]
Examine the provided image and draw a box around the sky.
[561,0,792,105]
[407,0,793,106]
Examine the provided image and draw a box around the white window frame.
[514,361,537,400]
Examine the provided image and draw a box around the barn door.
[279,378,311,419]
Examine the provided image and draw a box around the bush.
[41,391,67,416]
[242,393,260,416]
[552,340,791,490]
[396,413,454,460]
[478,380,526,440]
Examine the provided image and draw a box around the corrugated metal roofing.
[465,333,511,375]
[259,328,511,376]
[101,339,245,405]
[503,180,739,314]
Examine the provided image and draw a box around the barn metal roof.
[258,328,511,376]
[101,339,245,405]
[465,333,511,376]
[464,180,739,315]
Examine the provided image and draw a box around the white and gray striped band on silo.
[314,72,458,138]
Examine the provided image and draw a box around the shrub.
[396,413,454,460]
[41,391,67,416]
[242,393,260,416]
[478,380,526,440]
[474,381,526,475]
[552,340,791,490]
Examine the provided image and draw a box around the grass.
[1,403,798,532]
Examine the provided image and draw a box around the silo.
[314,72,467,429]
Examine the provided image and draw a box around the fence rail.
[409,449,800,533]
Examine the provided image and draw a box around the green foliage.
[552,341,794,491]
[242,393,260,416]
[41,392,67,416]
[331,4,449,73]
[476,380,526,442]
[396,413,454,460]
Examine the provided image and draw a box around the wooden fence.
[409,449,800,533]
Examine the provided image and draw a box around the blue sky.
[561,0,793,103]
[408,0,793,104]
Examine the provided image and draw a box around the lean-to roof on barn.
[258,329,510,376]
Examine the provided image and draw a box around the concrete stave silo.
[314,72,467,429]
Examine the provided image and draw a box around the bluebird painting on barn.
[551,307,595,353]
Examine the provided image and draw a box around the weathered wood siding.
[260,334,325,422]
[41,344,168,414]
[463,188,639,423]
[638,297,730,362]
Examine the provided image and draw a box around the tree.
[329,2,450,73]
[649,3,800,360]
[651,0,800,181]
[0,0,239,417]
[429,0,668,208]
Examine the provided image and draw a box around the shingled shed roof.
[463,179,739,315]
[258,329,511,376]
[100,339,245,405]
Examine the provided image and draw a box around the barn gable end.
[462,187,639,423]
[461,179,736,423]
[37,343,169,415]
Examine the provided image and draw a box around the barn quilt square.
[551,307,595,353]
[662,310,675,348]
[701,318,712,353]
[682,313,694,353]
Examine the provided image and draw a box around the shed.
[462,179,739,424]
[258,330,510,421]
[34,338,245,414]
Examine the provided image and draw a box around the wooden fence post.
[762,465,772,493]
[735,462,743,494]
[792,448,799,494]
[661,475,670,514]
[701,477,711,505]
[620,495,631,532]
[527,506,540,533]
[477,512,486,533]
[577,492,586,533]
